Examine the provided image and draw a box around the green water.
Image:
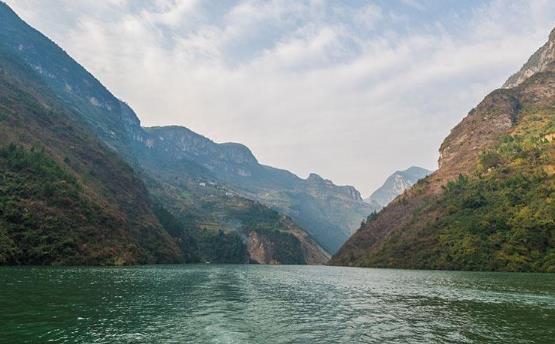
[1,265,554,343]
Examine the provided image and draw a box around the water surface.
[1,265,554,343]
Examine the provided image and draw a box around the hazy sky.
[6,0,555,194]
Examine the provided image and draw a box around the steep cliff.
[503,29,555,88]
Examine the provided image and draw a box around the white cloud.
[140,0,198,28]
[4,0,555,194]
[352,4,383,29]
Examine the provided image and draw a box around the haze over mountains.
[0,2,378,264]
[9,1,555,197]
[134,125,376,253]
[332,28,555,272]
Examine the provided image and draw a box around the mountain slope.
[331,28,555,272]
[0,44,183,265]
[0,2,328,264]
[365,167,430,208]
[138,126,375,253]
[0,2,369,256]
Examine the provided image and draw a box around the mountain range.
[331,28,555,272]
[2,1,552,271]
[132,125,376,253]
[0,2,377,264]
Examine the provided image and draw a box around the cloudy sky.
[5,0,555,194]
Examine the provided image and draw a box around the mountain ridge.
[137,124,374,253]
[503,28,555,88]
[0,1,373,254]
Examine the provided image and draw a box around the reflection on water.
[1,265,554,343]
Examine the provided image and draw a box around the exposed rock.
[247,232,276,264]
[503,28,555,88]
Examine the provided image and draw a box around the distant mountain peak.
[305,173,364,201]
[364,166,430,208]
[503,27,555,88]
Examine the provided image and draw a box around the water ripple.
[1,265,554,343]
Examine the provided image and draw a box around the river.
[1,265,554,343]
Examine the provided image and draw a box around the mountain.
[0,36,183,265]
[0,2,329,265]
[0,2,372,256]
[365,167,430,208]
[136,125,375,253]
[331,28,555,272]
[503,29,555,88]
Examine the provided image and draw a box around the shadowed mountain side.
[139,126,376,253]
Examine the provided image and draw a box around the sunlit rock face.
[503,28,555,89]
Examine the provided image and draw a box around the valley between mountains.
[0,2,376,265]
[0,1,553,272]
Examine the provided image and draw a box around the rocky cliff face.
[247,227,329,265]
[331,28,555,272]
[503,28,555,88]
[365,167,430,208]
[435,90,521,187]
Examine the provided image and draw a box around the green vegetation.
[228,203,305,264]
[152,195,306,264]
[0,49,182,265]
[433,109,554,271]
[0,2,318,266]
[358,107,554,272]
[155,203,249,264]
[0,145,125,264]
[0,144,79,264]
[251,229,305,264]
[433,171,553,271]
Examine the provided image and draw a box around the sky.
[5,0,555,195]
